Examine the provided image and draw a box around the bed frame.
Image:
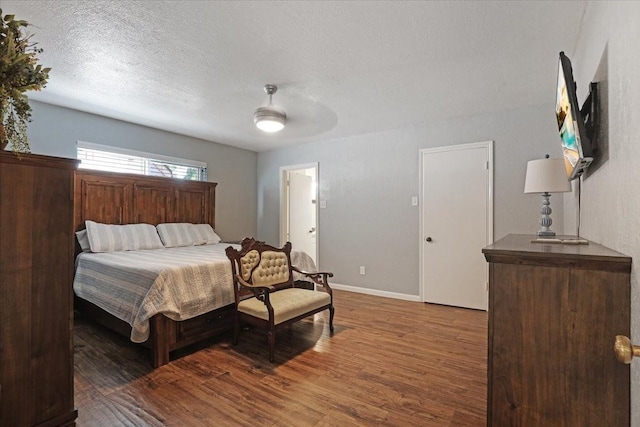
[73,169,235,367]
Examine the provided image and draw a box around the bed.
[73,170,315,367]
[74,244,237,343]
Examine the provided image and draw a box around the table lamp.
[524,155,571,237]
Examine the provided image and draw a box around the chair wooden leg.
[329,306,335,333]
[267,330,275,362]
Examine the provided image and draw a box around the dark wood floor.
[74,290,487,426]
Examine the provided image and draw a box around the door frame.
[279,162,319,266]
[418,141,494,304]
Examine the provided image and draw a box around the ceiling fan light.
[254,107,286,132]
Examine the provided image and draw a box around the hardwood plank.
[75,290,487,426]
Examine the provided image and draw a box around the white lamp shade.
[524,158,571,193]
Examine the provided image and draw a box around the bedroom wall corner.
[567,2,640,425]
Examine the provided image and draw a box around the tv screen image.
[556,52,596,180]
[556,67,581,175]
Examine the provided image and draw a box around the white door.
[420,141,493,310]
[288,171,316,263]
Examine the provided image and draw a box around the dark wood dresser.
[482,234,631,426]
[0,152,78,426]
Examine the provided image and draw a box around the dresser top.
[0,151,78,170]
[483,234,631,271]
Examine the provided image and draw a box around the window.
[77,141,207,181]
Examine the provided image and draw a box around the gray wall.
[25,100,258,241]
[562,2,640,425]
[257,103,563,297]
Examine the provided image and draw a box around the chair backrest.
[226,238,295,302]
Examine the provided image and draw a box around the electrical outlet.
[411,196,418,206]
[319,200,327,209]
[359,266,365,275]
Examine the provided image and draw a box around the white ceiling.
[4,1,586,152]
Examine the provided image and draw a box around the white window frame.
[77,141,207,181]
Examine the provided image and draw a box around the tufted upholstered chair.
[225,238,334,362]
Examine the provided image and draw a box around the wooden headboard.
[74,169,217,233]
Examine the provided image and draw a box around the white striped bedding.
[73,244,317,343]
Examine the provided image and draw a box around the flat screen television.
[556,51,598,180]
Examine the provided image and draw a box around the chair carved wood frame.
[225,238,335,362]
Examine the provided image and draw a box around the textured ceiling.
[3,1,586,152]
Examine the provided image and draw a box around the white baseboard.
[329,283,421,302]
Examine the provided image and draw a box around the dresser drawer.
[176,305,234,343]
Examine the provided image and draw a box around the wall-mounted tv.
[556,51,598,180]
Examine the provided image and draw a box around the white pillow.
[84,221,165,252]
[156,223,196,248]
[191,224,222,245]
[124,223,164,250]
[75,229,91,252]
[85,220,128,253]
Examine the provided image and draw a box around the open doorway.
[280,163,319,265]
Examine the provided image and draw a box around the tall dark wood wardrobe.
[0,152,78,426]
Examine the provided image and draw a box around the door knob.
[614,335,640,364]
[426,237,432,242]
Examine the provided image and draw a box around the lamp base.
[536,192,556,238]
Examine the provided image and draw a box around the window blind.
[77,141,207,181]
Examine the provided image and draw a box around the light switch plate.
[411,196,418,206]
[320,200,327,209]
